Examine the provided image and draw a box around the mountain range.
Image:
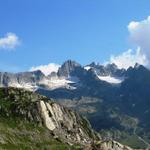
[0,60,150,149]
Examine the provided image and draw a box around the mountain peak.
[63,60,81,67]
[105,63,118,70]
[134,63,141,69]
[32,69,45,76]
[88,62,98,67]
[57,60,81,77]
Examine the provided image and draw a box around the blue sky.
[0,0,150,72]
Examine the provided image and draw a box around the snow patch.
[98,75,123,84]
[84,66,91,71]
[39,76,79,90]
[8,82,38,91]
[0,76,79,91]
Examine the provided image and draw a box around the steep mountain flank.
[0,87,99,147]
[0,87,135,150]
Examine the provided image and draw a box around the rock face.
[96,140,133,150]
[39,100,98,144]
[86,62,125,77]
[57,60,81,77]
[0,70,45,90]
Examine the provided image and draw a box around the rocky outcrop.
[39,100,99,145]
[95,140,133,150]
[0,87,99,145]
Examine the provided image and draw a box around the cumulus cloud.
[107,16,150,69]
[128,16,150,67]
[109,48,147,69]
[0,32,20,50]
[30,63,60,76]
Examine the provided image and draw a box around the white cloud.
[128,21,140,31]
[30,63,60,76]
[0,32,20,50]
[107,16,150,69]
[109,48,147,69]
[128,16,150,67]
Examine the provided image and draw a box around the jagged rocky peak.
[125,63,149,76]
[133,63,148,71]
[134,63,141,69]
[17,70,45,83]
[125,63,144,73]
[31,69,45,77]
[86,62,125,77]
[48,71,58,78]
[126,63,148,75]
[88,62,100,68]
[0,71,44,92]
[103,63,126,76]
[16,70,45,79]
[86,62,115,71]
[85,62,101,70]
[57,60,81,77]
[0,72,16,86]
[124,63,150,84]
[0,70,45,90]
[105,63,118,71]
